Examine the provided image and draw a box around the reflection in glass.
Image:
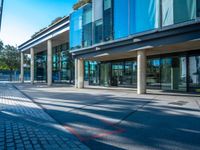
[103,0,113,41]
[162,0,196,27]
[34,51,47,82]
[70,8,83,50]
[161,56,186,91]
[147,58,161,88]
[130,0,158,35]
[100,63,111,86]
[89,62,100,85]
[83,4,92,47]
[114,0,129,39]
[189,56,200,92]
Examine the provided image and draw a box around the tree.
[0,44,20,81]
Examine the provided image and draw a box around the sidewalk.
[0,83,89,150]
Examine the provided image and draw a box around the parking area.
[15,83,200,150]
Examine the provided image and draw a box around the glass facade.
[53,44,74,83]
[70,8,83,50]
[114,0,129,39]
[83,4,92,47]
[70,0,200,50]
[103,0,113,41]
[130,0,159,35]
[147,58,161,88]
[189,55,200,92]
[34,51,47,82]
[162,0,196,26]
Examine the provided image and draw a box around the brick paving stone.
[0,83,90,150]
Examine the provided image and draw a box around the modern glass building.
[0,0,4,30]
[70,0,200,93]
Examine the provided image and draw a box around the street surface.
[15,84,200,150]
[0,83,89,150]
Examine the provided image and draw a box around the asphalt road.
[15,84,200,150]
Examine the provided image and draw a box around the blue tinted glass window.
[83,4,92,47]
[130,0,158,35]
[70,8,83,50]
[162,0,196,27]
[103,0,113,41]
[114,0,129,39]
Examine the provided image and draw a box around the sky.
[0,0,77,46]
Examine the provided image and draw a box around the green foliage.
[0,41,20,71]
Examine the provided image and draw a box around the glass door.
[111,62,123,86]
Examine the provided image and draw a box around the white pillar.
[30,48,34,84]
[77,59,84,89]
[47,39,52,86]
[137,50,146,94]
[75,59,78,88]
[20,52,24,83]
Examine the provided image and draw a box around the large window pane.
[93,0,103,21]
[114,0,129,39]
[103,0,113,41]
[197,0,200,17]
[174,0,196,24]
[147,58,161,88]
[189,55,200,92]
[161,56,186,91]
[162,0,196,27]
[70,8,83,50]
[162,0,174,26]
[130,0,159,34]
[94,19,103,44]
[83,4,92,47]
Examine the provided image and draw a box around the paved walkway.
[0,83,89,150]
[14,83,200,150]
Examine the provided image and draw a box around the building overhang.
[18,16,70,53]
[71,20,200,61]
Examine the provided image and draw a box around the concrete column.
[47,39,52,86]
[77,59,84,89]
[74,59,78,88]
[30,48,34,84]
[20,52,24,83]
[137,50,146,94]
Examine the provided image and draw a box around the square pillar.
[20,52,24,83]
[47,39,52,86]
[75,59,78,88]
[77,59,84,89]
[137,50,146,94]
[30,48,34,84]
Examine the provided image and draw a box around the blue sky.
[0,0,77,46]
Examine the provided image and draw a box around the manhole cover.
[169,101,188,106]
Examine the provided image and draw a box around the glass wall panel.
[70,8,83,50]
[83,4,92,47]
[34,51,47,82]
[162,0,196,27]
[94,19,103,44]
[161,56,186,91]
[162,0,174,26]
[147,58,161,88]
[111,62,123,86]
[123,61,137,86]
[89,62,100,85]
[197,0,200,17]
[93,0,103,21]
[103,0,113,41]
[130,0,158,35]
[100,63,111,86]
[53,44,74,84]
[189,55,200,92]
[114,0,129,39]
[93,0,103,44]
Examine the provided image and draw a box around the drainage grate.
[169,101,188,106]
